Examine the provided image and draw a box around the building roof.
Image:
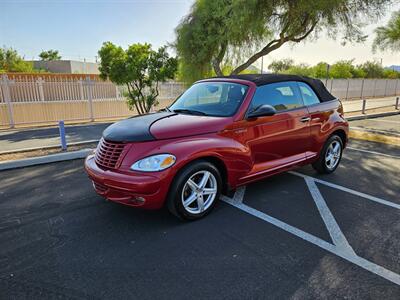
[214,74,336,102]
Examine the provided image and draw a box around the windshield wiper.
[172,109,207,116]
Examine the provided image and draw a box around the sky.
[1,0,399,69]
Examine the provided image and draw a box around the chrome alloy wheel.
[181,170,218,214]
[325,140,341,170]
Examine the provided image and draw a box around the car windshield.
[169,82,249,117]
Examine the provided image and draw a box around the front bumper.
[84,155,171,209]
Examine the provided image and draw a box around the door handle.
[300,116,311,123]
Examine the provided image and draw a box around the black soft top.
[214,74,336,102]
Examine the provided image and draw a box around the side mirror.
[247,104,276,119]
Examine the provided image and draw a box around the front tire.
[312,135,343,174]
[167,161,222,220]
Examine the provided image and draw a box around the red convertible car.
[85,74,348,220]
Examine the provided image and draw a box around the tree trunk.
[212,42,227,76]
[230,22,317,75]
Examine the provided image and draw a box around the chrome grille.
[95,138,126,169]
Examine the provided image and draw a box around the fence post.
[373,79,377,98]
[1,74,15,128]
[37,77,45,101]
[78,79,84,100]
[345,79,350,100]
[395,79,399,96]
[396,97,399,110]
[360,79,365,99]
[58,120,67,151]
[115,85,120,100]
[85,77,94,122]
[361,99,367,114]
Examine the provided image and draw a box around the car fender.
[157,134,253,188]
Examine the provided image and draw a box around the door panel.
[231,81,311,181]
[244,107,310,175]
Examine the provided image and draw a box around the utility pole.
[326,63,330,79]
[325,63,330,86]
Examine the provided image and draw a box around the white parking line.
[290,171,400,210]
[347,147,400,159]
[305,177,356,256]
[222,180,400,286]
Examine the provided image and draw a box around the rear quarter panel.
[307,99,348,157]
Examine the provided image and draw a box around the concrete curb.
[0,149,93,171]
[0,140,99,155]
[351,126,400,137]
[349,129,400,146]
[347,110,400,121]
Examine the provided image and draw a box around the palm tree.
[373,11,400,52]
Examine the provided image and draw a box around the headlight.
[130,154,176,172]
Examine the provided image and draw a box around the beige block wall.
[0,104,11,127]
[0,99,176,128]
[11,102,91,125]
[92,100,133,119]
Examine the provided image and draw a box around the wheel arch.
[173,155,230,195]
[330,129,348,147]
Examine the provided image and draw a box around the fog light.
[130,196,145,204]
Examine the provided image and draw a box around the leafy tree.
[383,68,400,79]
[330,60,356,78]
[350,67,366,78]
[268,58,294,73]
[175,0,390,83]
[259,58,400,78]
[0,47,34,72]
[98,42,177,114]
[39,50,61,61]
[311,62,330,78]
[373,11,400,52]
[283,63,313,77]
[358,60,384,78]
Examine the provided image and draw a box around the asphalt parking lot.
[0,139,399,299]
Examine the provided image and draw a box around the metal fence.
[0,74,185,128]
[0,74,399,128]
[325,78,400,100]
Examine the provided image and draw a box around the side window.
[250,81,303,112]
[298,82,320,106]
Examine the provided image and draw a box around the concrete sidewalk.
[0,122,110,153]
[342,96,398,113]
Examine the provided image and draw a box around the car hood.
[102,111,230,142]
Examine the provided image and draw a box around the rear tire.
[312,135,343,174]
[167,161,222,220]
